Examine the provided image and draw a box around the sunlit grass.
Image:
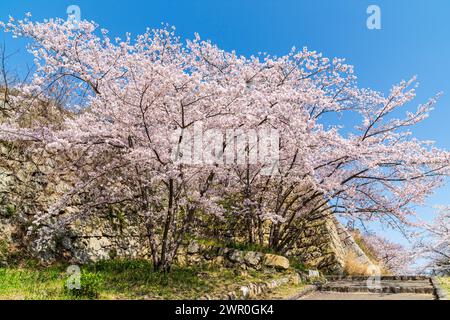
[0,260,289,300]
[0,264,70,300]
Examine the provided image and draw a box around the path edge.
[286,285,318,300]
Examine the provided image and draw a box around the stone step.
[320,285,435,295]
[320,278,435,295]
[325,275,430,281]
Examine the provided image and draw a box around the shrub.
[290,260,308,273]
[65,271,102,300]
[4,204,16,218]
[225,241,275,254]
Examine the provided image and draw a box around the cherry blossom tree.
[1,15,449,270]
[362,233,413,274]
[187,33,450,252]
[414,207,450,275]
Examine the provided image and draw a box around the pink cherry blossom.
[1,15,449,270]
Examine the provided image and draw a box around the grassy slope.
[0,260,293,300]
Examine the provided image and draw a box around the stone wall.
[0,219,15,265]
[334,218,373,266]
[176,241,290,271]
[55,215,151,264]
[288,213,372,274]
[1,207,370,274]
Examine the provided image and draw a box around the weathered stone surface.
[171,241,294,273]
[244,251,263,266]
[334,221,372,266]
[176,254,187,267]
[57,214,151,264]
[263,254,290,270]
[289,213,372,274]
[212,256,224,266]
[0,220,15,265]
[187,254,202,263]
[290,273,301,285]
[187,241,200,254]
[228,250,245,263]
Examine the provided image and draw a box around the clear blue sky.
[1,0,449,243]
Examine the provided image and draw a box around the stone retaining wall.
[334,218,372,266]
[1,208,369,275]
[0,219,15,265]
[57,215,151,263]
[177,241,290,271]
[1,206,370,275]
[289,214,372,274]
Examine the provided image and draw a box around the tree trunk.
[159,179,174,272]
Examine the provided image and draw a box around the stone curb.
[198,274,298,300]
[286,285,318,300]
[430,277,448,300]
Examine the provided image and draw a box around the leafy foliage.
[65,271,102,300]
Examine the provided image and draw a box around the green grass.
[0,259,290,300]
[438,277,450,296]
[224,242,276,254]
[0,263,70,300]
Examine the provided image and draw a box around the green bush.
[0,203,15,219]
[290,260,308,272]
[225,241,275,254]
[65,271,102,300]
